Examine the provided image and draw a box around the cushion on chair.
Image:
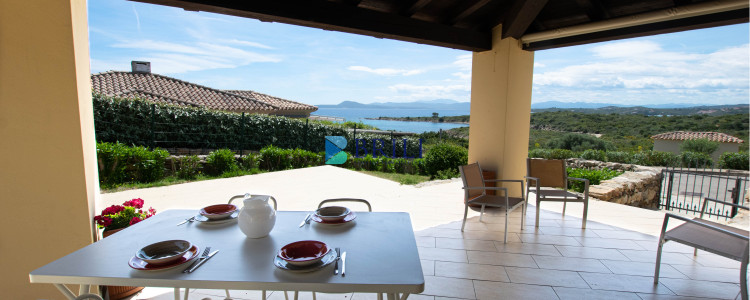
[665,218,749,261]
[528,159,566,188]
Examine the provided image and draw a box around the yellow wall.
[0,0,98,298]
[468,25,534,194]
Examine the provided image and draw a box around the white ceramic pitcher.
[237,193,277,238]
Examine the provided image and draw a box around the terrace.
[103,166,747,300]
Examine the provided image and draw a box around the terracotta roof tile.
[91,71,317,115]
[225,90,317,112]
[651,131,744,143]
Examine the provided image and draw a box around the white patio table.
[30,210,425,300]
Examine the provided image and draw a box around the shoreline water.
[312,107,470,133]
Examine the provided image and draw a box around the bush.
[176,155,201,179]
[580,149,606,161]
[423,143,468,178]
[605,151,631,163]
[679,151,713,168]
[566,168,623,193]
[239,153,260,170]
[96,142,168,186]
[545,133,613,152]
[719,152,749,170]
[630,151,679,167]
[412,158,427,175]
[528,148,552,159]
[259,146,292,171]
[205,149,238,175]
[680,138,719,155]
[549,149,576,159]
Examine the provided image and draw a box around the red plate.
[310,211,356,224]
[129,245,199,271]
[277,240,329,266]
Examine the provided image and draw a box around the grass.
[357,170,431,185]
[101,169,264,193]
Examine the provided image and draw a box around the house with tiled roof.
[652,131,745,161]
[91,61,317,117]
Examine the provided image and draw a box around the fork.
[183,247,210,273]
[177,215,198,226]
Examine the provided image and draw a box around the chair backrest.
[526,158,567,188]
[318,198,372,212]
[459,162,485,199]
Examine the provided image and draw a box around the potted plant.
[93,198,156,299]
[94,198,156,237]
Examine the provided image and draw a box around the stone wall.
[567,159,662,208]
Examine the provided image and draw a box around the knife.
[177,215,197,226]
[341,251,347,276]
[186,250,219,273]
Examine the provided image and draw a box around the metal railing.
[659,167,749,219]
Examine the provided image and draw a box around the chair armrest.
[568,177,589,184]
[463,187,508,192]
[664,213,749,240]
[485,179,524,183]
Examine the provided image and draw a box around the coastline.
[365,117,469,125]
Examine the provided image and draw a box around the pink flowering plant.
[94,198,156,231]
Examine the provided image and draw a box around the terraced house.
[92,61,318,118]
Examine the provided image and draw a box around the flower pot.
[102,228,144,300]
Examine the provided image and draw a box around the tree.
[432,112,439,119]
[680,138,719,155]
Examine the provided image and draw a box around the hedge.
[93,94,423,157]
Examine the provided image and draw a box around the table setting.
[29,194,424,300]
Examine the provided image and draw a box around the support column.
[0,0,98,298]
[468,25,534,194]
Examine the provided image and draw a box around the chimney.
[131,61,151,73]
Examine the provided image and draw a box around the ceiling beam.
[401,0,434,17]
[501,0,549,39]
[130,0,491,51]
[524,8,749,51]
[450,0,493,25]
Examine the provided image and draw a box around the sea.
[312,107,470,133]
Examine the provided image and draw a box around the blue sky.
[89,0,749,106]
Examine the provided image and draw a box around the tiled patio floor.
[103,166,747,300]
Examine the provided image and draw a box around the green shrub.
[205,149,238,175]
[412,158,427,175]
[528,148,552,159]
[289,149,322,168]
[392,158,410,174]
[239,153,260,170]
[259,146,292,171]
[605,151,632,163]
[630,151,679,166]
[545,133,613,152]
[549,149,576,160]
[680,138,720,155]
[580,149,606,161]
[96,142,168,186]
[679,151,713,168]
[176,155,201,179]
[423,143,468,178]
[719,152,749,170]
[566,168,623,193]
[435,168,460,180]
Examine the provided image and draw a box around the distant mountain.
[531,101,699,109]
[532,104,748,116]
[317,99,470,110]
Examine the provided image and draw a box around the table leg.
[184,287,190,300]
[387,293,397,300]
[377,293,383,300]
[400,293,410,300]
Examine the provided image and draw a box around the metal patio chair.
[525,158,589,229]
[654,197,749,300]
[459,162,526,243]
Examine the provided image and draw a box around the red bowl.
[277,240,329,267]
[199,204,237,220]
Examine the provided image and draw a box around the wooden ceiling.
[131,0,748,51]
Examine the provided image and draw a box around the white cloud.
[388,83,470,100]
[453,54,472,70]
[534,62,546,68]
[222,39,274,49]
[110,39,280,73]
[534,42,750,92]
[347,66,424,76]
